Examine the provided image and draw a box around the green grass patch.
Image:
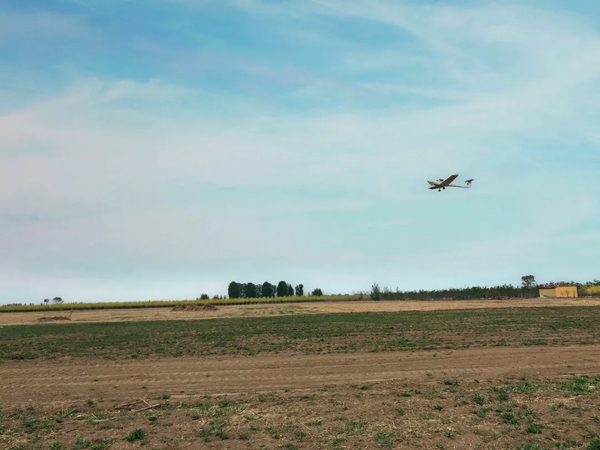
[124,428,145,442]
[556,375,600,396]
[2,306,600,360]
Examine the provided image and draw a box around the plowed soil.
[2,346,600,449]
[2,345,599,410]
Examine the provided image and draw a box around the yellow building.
[539,285,578,298]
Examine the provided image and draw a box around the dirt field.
[2,297,599,326]
[2,345,599,409]
[2,301,600,449]
[2,346,600,449]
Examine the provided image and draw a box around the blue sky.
[1,0,600,304]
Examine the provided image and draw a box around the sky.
[1,0,600,304]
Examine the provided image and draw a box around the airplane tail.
[465,179,474,186]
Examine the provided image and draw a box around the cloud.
[0,77,382,276]
[2,1,600,302]
[0,11,92,44]
[234,1,600,103]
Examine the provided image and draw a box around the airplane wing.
[438,174,459,187]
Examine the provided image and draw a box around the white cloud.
[2,1,600,301]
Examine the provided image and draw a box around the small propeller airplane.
[427,174,474,192]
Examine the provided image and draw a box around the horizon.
[2,0,600,305]
[3,275,598,306]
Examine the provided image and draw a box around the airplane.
[427,174,474,192]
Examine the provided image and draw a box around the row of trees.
[368,275,600,300]
[368,283,540,300]
[535,280,600,289]
[226,281,323,299]
[522,275,600,294]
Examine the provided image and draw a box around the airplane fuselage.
[427,174,473,191]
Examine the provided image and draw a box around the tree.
[521,275,536,288]
[311,288,323,296]
[295,284,304,296]
[277,280,288,297]
[256,283,262,298]
[199,294,209,300]
[239,283,247,298]
[370,283,381,301]
[262,281,274,298]
[245,282,257,299]
[287,284,294,296]
[52,297,63,304]
[228,281,241,299]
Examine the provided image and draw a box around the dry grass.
[2,297,600,326]
[2,374,599,449]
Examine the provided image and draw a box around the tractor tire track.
[2,345,599,409]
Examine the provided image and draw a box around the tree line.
[23,275,599,309]
[368,284,539,300]
[523,274,600,294]
[225,281,323,299]
[368,275,600,300]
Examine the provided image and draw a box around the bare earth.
[2,345,599,410]
[2,297,598,326]
[2,346,600,449]
[3,300,600,449]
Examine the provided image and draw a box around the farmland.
[1,302,600,449]
[2,297,600,326]
[0,295,357,313]
[3,305,600,360]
